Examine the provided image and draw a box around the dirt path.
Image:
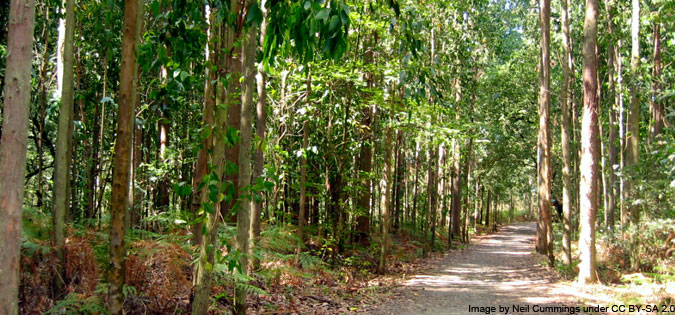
[372,222,579,315]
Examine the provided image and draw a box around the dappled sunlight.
[375,223,580,314]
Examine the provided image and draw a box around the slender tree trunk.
[87,95,100,220]
[485,189,491,226]
[191,5,220,246]
[616,35,627,228]
[451,139,461,239]
[605,0,617,231]
[52,0,76,297]
[250,0,268,267]
[649,22,663,142]
[536,0,553,268]
[128,1,143,231]
[0,0,36,312]
[560,0,573,266]
[461,140,472,243]
[37,7,50,210]
[191,7,222,314]
[95,48,110,221]
[234,22,257,315]
[625,0,640,224]
[157,117,170,211]
[377,125,394,274]
[394,131,404,230]
[224,29,243,224]
[295,69,310,265]
[579,0,599,285]
[108,0,141,311]
[412,141,421,230]
[355,104,373,245]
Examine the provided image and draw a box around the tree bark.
[51,0,76,297]
[649,22,662,142]
[295,69,310,265]
[108,0,141,311]
[536,0,553,268]
[461,138,472,243]
[625,0,640,225]
[191,7,222,314]
[355,104,373,245]
[250,0,268,268]
[377,125,394,274]
[579,0,599,285]
[0,0,35,312]
[451,139,461,239]
[560,0,573,266]
[605,0,617,231]
[37,6,50,210]
[234,22,257,315]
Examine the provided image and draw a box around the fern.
[234,282,269,296]
[297,252,323,269]
[44,293,107,315]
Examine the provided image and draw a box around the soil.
[371,222,580,315]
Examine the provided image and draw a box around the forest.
[0,0,673,313]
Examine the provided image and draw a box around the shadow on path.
[372,222,578,315]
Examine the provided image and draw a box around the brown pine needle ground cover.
[20,218,478,314]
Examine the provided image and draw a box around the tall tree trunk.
[560,0,573,266]
[377,125,394,274]
[461,139,472,243]
[52,0,76,297]
[95,48,110,221]
[234,22,257,315]
[451,139,461,239]
[37,7,50,210]
[536,0,553,269]
[649,22,663,142]
[579,0,599,285]
[295,69,310,265]
[250,0,268,267]
[605,0,617,231]
[224,29,243,224]
[485,189,491,226]
[355,104,373,245]
[625,0,640,225]
[157,117,170,211]
[616,35,627,228]
[108,0,141,311]
[87,94,100,220]
[0,0,35,312]
[412,140,421,230]
[191,7,222,314]
[393,131,404,230]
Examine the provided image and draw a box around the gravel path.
[372,222,579,315]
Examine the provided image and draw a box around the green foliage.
[607,219,675,272]
[44,293,107,315]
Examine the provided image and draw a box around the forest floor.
[370,222,601,315]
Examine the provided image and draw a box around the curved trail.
[373,222,578,315]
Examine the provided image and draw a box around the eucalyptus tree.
[560,0,573,265]
[0,0,36,312]
[536,0,553,267]
[624,0,640,225]
[604,0,618,230]
[579,0,600,285]
[51,0,76,296]
[108,0,142,312]
[191,6,222,314]
[234,12,258,315]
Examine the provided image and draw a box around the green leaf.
[246,1,263,25]
[329,15,340,31]
[315,8,330,20]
